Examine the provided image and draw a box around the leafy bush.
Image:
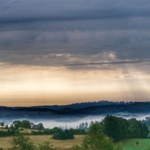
[11,133,36,150]
[53,129,74,140]
[0,129,17,137]
[38,142,57,150]
[73,122,122,150]
[102,115,149,141]
[12,120,31,129]
[10,133,60,150]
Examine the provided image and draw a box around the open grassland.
[120,138,150,150]
[0,135,84,150]
[2,134,150,150]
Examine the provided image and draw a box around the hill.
[0,101,150,120]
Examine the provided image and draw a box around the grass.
[0,128,7,132]
[1,134,150,150]
[0,135,84,150]
[120,138,150,150]
[19,128,40,134]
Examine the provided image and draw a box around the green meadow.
[120,138,150,150]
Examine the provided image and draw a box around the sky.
[0,0,150,106]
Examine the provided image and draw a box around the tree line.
[102,115,149,141]
[73,115,149,150]
[0,115,149,150]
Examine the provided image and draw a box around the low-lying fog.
[1,113,150,129]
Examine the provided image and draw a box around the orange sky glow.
[0,63,150,106]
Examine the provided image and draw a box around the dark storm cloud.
[1,8,150,24]
[0,0,150,68]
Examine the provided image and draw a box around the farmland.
[0,135,84,150]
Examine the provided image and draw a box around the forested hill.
[0,101,150,119]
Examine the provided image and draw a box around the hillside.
[0,101,150,119]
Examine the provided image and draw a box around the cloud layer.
[0,0,150,68]
[0,0,150,105]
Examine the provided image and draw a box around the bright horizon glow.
[0,63,150,106]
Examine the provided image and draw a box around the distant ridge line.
[0,100,150,118]
[0,100,150,109]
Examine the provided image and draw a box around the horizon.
[0,0,150,106]
[0,99,150,107]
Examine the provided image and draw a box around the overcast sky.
[0,0,150,106]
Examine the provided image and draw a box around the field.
[120,138,150,150]
[1,134,150,150]
[0,135,84,150]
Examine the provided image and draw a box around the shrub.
[73,122,122,150]
[11,133,36,150]
[53,129,74,140]
[38,142,57,150]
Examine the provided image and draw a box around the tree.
[12,121,22,129]
[11,133,58,150]
[102,115,149,141]
[102,115,129,141]
[21,120,31,129]
[11,133,36,150]
[53,129,74,140]
[0,122,5,127]
[73,122,122,150]
[11,120,31,129]
[128,118,148,138]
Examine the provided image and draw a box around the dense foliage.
[141,117,150,130]
[0,129,16,137]
[53,128,74,140]
[31,127,85,136]
[102,115,149,141]
[11,133,36,150]
[10,133,57,150]
[73,122,122,150]
[12,120,31,129]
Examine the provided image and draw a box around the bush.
[53,129,74,140]
[73,122,122,150]
[11,133,36,150]
[102,115,149,141]
[12,120,31,129]
[10,133,59,150]
[38,142,57,150]
[70,128,85,135]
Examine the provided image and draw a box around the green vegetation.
[38,142,57,150]
[102,115,149,141]
[0,116,150,149]
[0,128,16,137]
[0,122,5,127]
[73,122,122,150]
[0,123,85,139]
[120,138,150,150]
[11,120,31,129]
[53,129,74,140]
[0,135,84,149]
[11,133,36,150]
[31,128,85,136]
[10,133,58,150]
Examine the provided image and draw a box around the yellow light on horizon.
[0,64,150,106]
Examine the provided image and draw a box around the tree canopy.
[102,115,149,141]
